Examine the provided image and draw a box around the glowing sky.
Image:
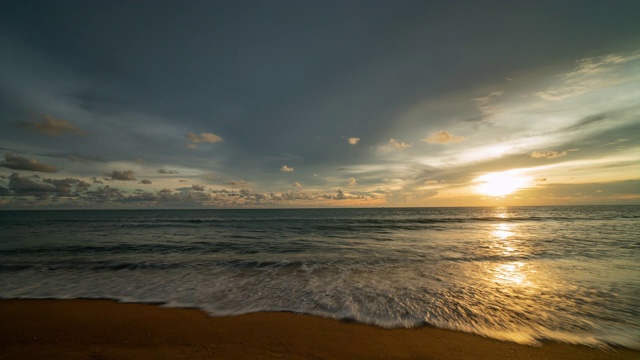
[1,1,638,208]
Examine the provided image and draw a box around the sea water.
[1,206,638,349]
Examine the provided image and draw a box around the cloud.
[473,91,503,106]
[536,51,640,100]
[348,177,357,185]
[44,177,91,195]
[531,150,568,159]
[157,169,179,174]
[6,174,55,198]
[601,138,631,147]
[2,154,58,173]
[91,177,104,184]
[291,182,302,187]
[422,131,465,144]
[472,91,503,121]
[348,137,360,145]
[186,132,223,148]
[387,138,412,149]
[424,180,439,185]
[84,186,125,202]
[567,53,639,78]
[105,170,136,181]
[140,179,152,184]
[328,189,369,201]
[281,165,295,172]
[6,173,90,198]
[224,179,247,186]
[559,113,608,133]
[1,175,380,207]
[125,189,159,202]
[17,116,88,136]
[187,132,223,143]
[152,188,214,203]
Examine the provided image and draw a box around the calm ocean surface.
[1,206,639,348]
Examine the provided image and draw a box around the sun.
[474,171,532,197]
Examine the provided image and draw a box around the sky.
[1,0,639,209]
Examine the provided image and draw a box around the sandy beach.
[0,299,637,359]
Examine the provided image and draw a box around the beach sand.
[1,299,637,359]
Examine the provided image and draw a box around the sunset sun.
[475,171,532,197]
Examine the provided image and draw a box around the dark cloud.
[84,186,125,202]
[140,179,152,184]
[17,116,87,136]
[43,177,91,195]
[561,113,608,132]
[324,189,371,201]
[7,174,53,198]
[105,170,136,181]
[157,169,179,174]
[539,114,640,160]
[154,188,212,203]
[551,107,637,136]
[461,115,487,123]
[0,175,379,206]
[2,154,58,173]
[6,173,89,198]
[124,190,159,202]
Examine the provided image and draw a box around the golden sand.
[1,299,637,359]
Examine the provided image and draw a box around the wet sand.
[1,299,637,359]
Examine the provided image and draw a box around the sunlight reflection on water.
[486,212,537,288]
[490,220,529,285]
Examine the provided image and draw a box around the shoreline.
[1,299,638,359]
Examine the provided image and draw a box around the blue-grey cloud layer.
[1,0,639,207]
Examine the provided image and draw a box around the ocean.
[1,206,638,349]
